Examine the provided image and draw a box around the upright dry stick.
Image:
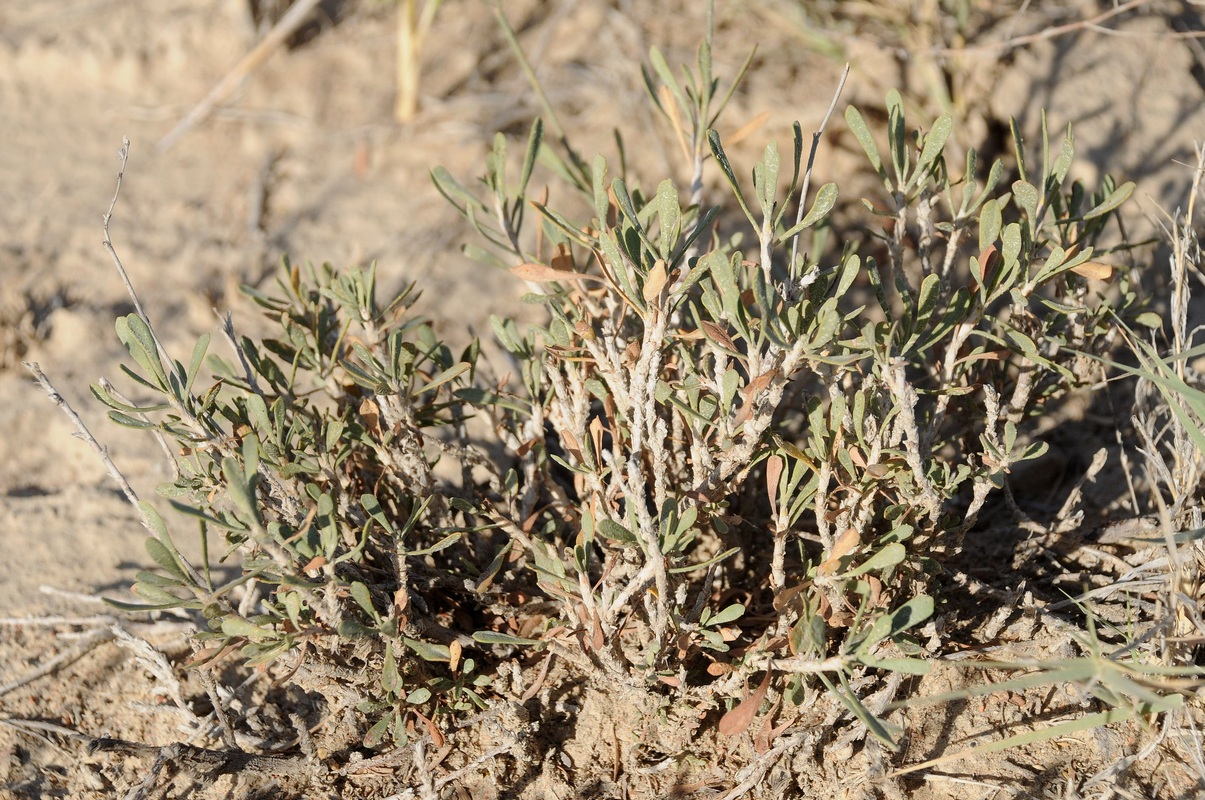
[157,0,324,151]
[23,362,140,508]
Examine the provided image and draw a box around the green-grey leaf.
[406,687,433,704]
[403,636,451,662]
[1013,180,1039,222]
[406,531,463,557]
[351,581,380,622]
[107,410,156,429]
[779,182,838,241]
[116,314,167,388]
[186,333,211,390]
[708,130,756,226]
[656,179,681,258]
[222,456,259,526]
[668,546,740,574]
[858,655,932,675]
[913,113,952,186]
[1083,180,1135,220]
[857,594,934,654]
[145,536,188,581]
[707,603,745,627]
[420,362,470,395]
[598,519,639,544]
[845,105,884,180]
[221,616,277,642]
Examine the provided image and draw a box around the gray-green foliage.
[94,32,1139,752]
[432,39,1139,741]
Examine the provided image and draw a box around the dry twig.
[157,0,325,151]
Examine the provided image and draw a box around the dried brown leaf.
[359,397,382,439]
[643,259,668,301]
[1070,260,1114,281]
[976,244,999,291]
[848,446,867,469]
[560,429,583,463]
[766,454,783,510]
[510,263,604,284]
[700,320,738,353]
[818,528,859,576]
[414,709,445,748]
[589,416,604,463]
[586,604,605,651]
[727,110,771,147]
[521,651,554,703]
[718,670,772,737]
[734,368,780,427]
[773,581,810,613]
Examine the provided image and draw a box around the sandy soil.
[2,1,1204,798]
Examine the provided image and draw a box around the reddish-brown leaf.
[584,604,605,651]
[1070,260,1114,281]
[414,709,446,748]
[773,581,810,614]
[643,259,668,301]
[718,670,772,737]
[521,651,554,702]
[733,368,780,428]
[699,320,738,353]
[848,446,867,469]
[976,244,999,291]
[560,429,583,463]
[818,528,860,576]
[589,416,605,464]
[359,397,382,439]
[510,263,604,284]
[573,319,595,341]
[766,454,783,510]
[756,705,796,754]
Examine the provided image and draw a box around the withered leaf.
[976,244,999,291]
[818,528,860,576]
[733,368,780,427]
[718,670,772,736]
[727,110,771,147]
[560,429,583,463]
[1070,261,1114,281]
[511,263,605,284]
[700,320,738,353]
[589,416,605,463]
[643,259,668,301]
[766,454,783,510]
[359,397,382,439]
